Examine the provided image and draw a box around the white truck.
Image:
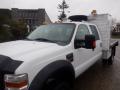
[0,14,118,90]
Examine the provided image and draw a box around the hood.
[0,40,62,61]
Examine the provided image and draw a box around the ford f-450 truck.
[0,14,118,90]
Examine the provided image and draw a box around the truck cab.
[64,22,103,77]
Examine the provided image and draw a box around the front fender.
[29,60,75,90]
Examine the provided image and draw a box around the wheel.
[102,55,114,65]
[43,77,72,90]
[53,82,71,90]
[108,55,114,65]
[102,59,108,65]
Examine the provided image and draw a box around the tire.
[29,60,75,90]
[102,59,108,65]
[43,76,72,90]
[102,55,114,65]
[53,82,71,90]
[108,55,114,65]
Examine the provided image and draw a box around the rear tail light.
[4,73,28,90]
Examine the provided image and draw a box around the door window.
[75,24,90,47]
[89,25,100,40]
[75,24,90,40]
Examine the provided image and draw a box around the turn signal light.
[4,73,28,90]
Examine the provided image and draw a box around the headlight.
[4,73,28,90]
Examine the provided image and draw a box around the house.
[11,8,52,31]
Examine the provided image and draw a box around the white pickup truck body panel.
[0,22,103,84]
[0,15,118,87]
[17,22,102,83]
[0,40,72,83]
[69,22,102,77]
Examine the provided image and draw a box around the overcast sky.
[0,0,120,22]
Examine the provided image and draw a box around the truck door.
[73,24,95,76]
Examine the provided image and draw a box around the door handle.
[100,42,102,47]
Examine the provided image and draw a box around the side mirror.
[85,35,96,49]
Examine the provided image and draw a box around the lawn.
[111,35,120,39]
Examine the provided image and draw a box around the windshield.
[27,23,75,45]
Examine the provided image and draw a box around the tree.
[10,20,28,40]
[0,9,28,42]
[0,26,13,43]
[0,14,13,42]
[0,15,28,42]
[58,0,69,21]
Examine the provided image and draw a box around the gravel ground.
[74,39,120,90]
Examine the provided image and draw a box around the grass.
[111,35,120,39]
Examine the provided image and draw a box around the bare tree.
[58,0,69,21]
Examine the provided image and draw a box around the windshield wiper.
[24,38,65,45]
[24,38,34,41]
[34,38,57,43]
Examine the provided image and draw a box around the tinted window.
[75,24,90,40]
[89,25,100,40]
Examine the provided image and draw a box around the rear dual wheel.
[108,55,114,65]
[102,55,114,65]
